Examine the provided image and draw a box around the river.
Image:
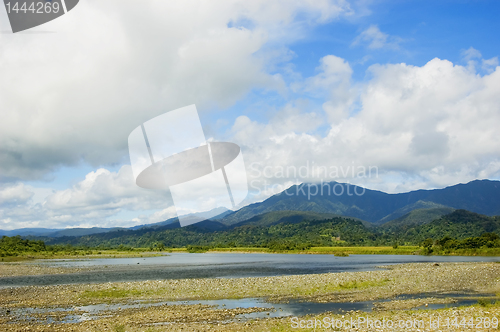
[1,253,499,287]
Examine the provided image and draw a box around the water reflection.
[3,292,496,325]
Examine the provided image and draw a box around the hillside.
[40,209,500,248]
[394,210,500,244]
[378,206,456,234]
[220,179,500,225]
[374,200,454,225]
[44,214,375,248]
[4,180,500,242]
[230,211,372,228]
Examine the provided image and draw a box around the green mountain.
[45,214,375,248]
[6,179,500,243]
[394,210,500,244]
[374,200,454,225]
[41,209,499,248]
[378,206,456,234]
[220,179,500,225]
[231,210,372,228]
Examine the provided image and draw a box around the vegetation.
[0,235,46,256]
[419,232,500,255]
[83,287,142,299]
[391,210,500,244]
[0,235,161,261]
[42,217,376,249]
[2,209,500,258]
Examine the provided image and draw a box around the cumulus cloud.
[0,0,352,181]
[461,47,499,74]
[44,167,167,212]
[2,2,499,229]
[0,183,34,206]
[3,55,500,228]
[305,55,355,122]
[0,165,175,229]
[233,56,500,196]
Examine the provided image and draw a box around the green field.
[204,246,419,255]
[2,233,499,261]
[0,248,162,262]
[205,245,500,256]
[305,246,420,255]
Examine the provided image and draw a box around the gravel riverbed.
[0,262,498,331]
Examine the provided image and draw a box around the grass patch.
[477,298,499,307]
[292,278,390,296]
[114,324,126,332]
[308,246,419,255]
[2,249,164,260]
[430,248,500,256]
[0,256,36,262]
[331,279,390,291]
[83,287,142,299]
[165,248,188,252]
[208,247,269,253]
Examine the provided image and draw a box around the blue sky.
[1,0,499,229]
[203,0,500,130]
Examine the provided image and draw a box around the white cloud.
[0,183,34,206]
[3,54,500,228]
[305,55,355,122]
[482,57,499,74]
[461,47,482,61]
[352,25,402,50]
[43,166,171,215]
[460,47,499,74]
[2,2,500,229]
[0,165,174,229]
[0,0,352,181]
[232,56,500,196]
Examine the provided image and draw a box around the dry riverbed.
[0,262,95,277]
[0,262,499,331]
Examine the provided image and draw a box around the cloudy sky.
[1,0,499,230]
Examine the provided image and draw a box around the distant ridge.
[374,200,454,225]
[40,209,500,248]
[229,211,371,228]
[2,179,500,237]
[394,209,500,243]
[378,207,456,234]
[219,179,500,225]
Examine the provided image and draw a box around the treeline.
[184,241,313,253]
[42,210,500,250]
[376,210,500,245]
[419,233,500,255]
[0,235,46,256]
[45,217,378,249]
[0,235,96,257]
[6,210,500,253]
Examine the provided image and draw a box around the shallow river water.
[1,253,499,287]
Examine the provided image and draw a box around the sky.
[0,0,499,230]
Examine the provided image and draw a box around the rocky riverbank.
[0,262,498,331]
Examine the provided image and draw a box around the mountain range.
[2,179,500,241]
[217,179,500,225]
